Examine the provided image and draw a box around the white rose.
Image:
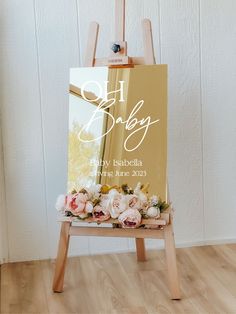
[55,194,66,212]
[147,206,160,218]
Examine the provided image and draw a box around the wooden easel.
[53,0,181,300]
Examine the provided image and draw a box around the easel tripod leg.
[52,222,71,292]
[135,238,146,261]
[164,224,181,299]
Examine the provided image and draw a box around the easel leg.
[135,238,146,261]
[164,224,181,299]
[84,21,99,67]
[142,19,155,64]
[52,222,71,292]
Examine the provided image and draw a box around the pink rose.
[93,205,110,222]
[66,193,93,218]
[65,194,75,210]
[118,208,142,228]
[67,194,82,216]
[76,193,88,203]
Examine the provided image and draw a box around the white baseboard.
[68,237,236,258]
[3,237,236,264]
[176,238,236,248]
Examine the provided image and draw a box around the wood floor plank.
[116,252,182,313]
[197,245,236,297]
[41,258,93,314]
[176,248,222,313]
[1,261,49,314]
[185,246,236,313]
[1,245,236,314]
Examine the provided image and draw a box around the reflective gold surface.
[68,65,167,199]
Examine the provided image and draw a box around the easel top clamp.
[84,0,156,68]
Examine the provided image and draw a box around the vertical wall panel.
[0,0,49,261]
[0,121,8,264]
[201,0,236,241]
[126,0,161,61]
[34,0,91,257]
[159,0,204,243]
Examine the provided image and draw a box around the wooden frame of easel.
[52,0,181,300]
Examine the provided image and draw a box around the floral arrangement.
[56,183,169,228]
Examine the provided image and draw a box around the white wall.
[0,0,236,262]
[0,114,8,264]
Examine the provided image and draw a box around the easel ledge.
[57,210,171,239]
[58,211,171,227]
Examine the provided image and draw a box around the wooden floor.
[1,244,236,314]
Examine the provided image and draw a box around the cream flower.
[100,194,110,209]
[107,189,127,218]
[86,184,101,200]
[85,201,94,213]
[126,195,142,210]
[134,182,148,203]
[110,196,127,218]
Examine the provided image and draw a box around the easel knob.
[111,43,121,53]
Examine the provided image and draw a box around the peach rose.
[118,208,142,228]
[76,193,94,213]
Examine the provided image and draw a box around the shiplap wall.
[1,0,236,262]
[0,119,7,264]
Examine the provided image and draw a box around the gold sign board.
[68,65,167,200]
